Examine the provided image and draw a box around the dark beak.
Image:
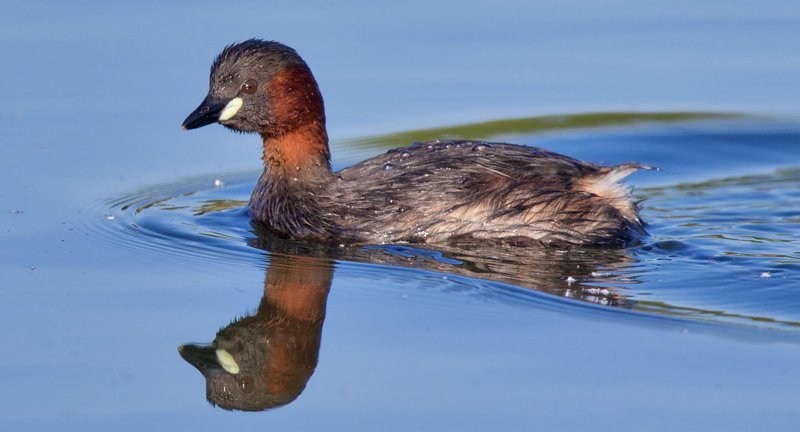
[181,95,230,130]
[178,343,220,376]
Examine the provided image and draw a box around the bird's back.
[333,140,647,246]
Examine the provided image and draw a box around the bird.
[182,39,650,247]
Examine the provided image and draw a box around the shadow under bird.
[182,39,651,246]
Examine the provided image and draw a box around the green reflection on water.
[633,301,800,328]
[195,199,249,216]
[342,111,740,150]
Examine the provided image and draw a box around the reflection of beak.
[181,95,230,130]
[178,343,220,376]
[178,344,241,375]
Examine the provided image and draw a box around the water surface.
[93,115,800,329]
[2,1,800,431]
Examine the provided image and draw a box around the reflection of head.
[179,227,636,410]
[179,254,332,411]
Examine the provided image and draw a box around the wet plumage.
[183,39,650,247]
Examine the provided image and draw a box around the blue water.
[93,120,800,328]
[2,1,800,431]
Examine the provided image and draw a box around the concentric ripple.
[88,171,262,268]
[86,121,800,330]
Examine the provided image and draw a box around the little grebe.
[182,39,649,246]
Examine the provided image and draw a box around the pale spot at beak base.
[215,349,240,374]
[219,97,243,122]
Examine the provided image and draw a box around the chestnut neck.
[250,64,344,240]
[259,65,331,179]
[260,122,330,178]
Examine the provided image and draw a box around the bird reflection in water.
[179,226,636,411]
[179,253,332,411]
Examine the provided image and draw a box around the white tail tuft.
[576,163,654,221]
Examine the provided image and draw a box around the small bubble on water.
[214,179,225,188]
[29,265,36,271]
[382,163,396,171]
[591,271,611,278]
[9,209,24,214]
[105,215,115,221]
[566,276,577,285]
[760,271,771,279]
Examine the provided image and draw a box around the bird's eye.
[241,79,258,94]
[238,376,254,394]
